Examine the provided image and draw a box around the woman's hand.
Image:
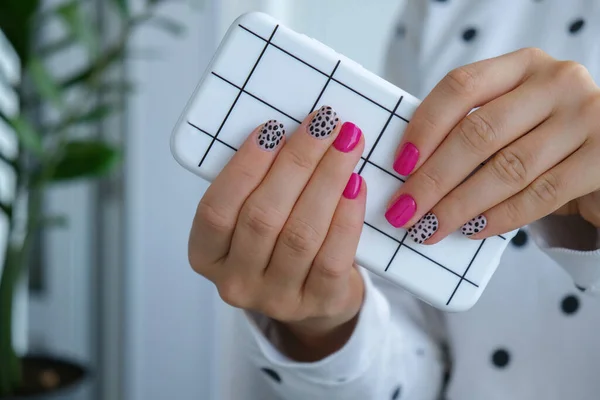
[385,47,600,243]
[189,107,366,361]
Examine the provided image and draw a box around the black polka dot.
[391,385,402,399]
[511,230,528,248]
[569,18,585,34]
[561,294,580,315]
[462,27,477,42]
[576,284,586,293]
[261,368,281,383]
[491,349,510,368]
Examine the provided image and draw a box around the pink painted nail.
[343,173,362,199]
[385,194,417,228]
[393,142,419,175]
[334,122,362,153]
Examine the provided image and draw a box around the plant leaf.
[0,111,43,156]
[72,104,119,125]
[56,1,99,57]
[149,16,185,36]
[50,140,120,181]
[111,0,129,17]
[59,43,124,89]
[28,57,63,109]
[0,0,40,64]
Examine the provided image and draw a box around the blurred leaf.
[56,1,99,57]
[0,202,11,217]
[73,104,118,125]
[111,0,129,17]
[59,43,124,89]
[49,140,120,181]
[40,214,68,228]
[149,16,185,36]
[0,112,43,156]
[28,57,63,109]
[0,0,40,64]
[37,35,76,58]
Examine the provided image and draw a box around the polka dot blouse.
[226,1,600,399]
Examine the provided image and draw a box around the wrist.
[274,269,365,362]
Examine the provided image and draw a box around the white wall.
[124,1,219,400]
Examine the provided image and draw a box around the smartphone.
[170,11,517,311]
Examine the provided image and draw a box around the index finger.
[392,48,550,177]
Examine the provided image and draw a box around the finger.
[227,106,340,278]
[389,75,558,230]
[392,47,550,177]
[189,119,286,276]
[469,143,600,238]
[304,175,366,316]
[422,114,587,243]
[264,124,364,301]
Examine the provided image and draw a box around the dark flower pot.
[1,355,87,400]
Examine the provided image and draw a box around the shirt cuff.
[529,215,600,293]
[240,266,391,384]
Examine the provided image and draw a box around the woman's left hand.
[385,47,600,244]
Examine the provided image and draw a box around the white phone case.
[170,12,517,311]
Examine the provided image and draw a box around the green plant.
[0,0,184,395]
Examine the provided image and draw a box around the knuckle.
[313,258,348,280]
[445,66,480,96]
[217,276,250,309]
[490,148,530,187]
[503,198,523,222]
[416,167,446,194]
[553,60,592,88]
[241,202,283,238]
[280,218,323,255]
[457,112,499,154]
[281,149,315,174]
[581,92,600,121]
[519,47,548,64]
[528,173,561,206]
[196,199,234,234]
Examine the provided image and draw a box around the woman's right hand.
[188,106,367,361]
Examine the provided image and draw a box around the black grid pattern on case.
[198,24,280,167]
[365,221,479,288]
[188,23,512,305]
[445,239,485,305]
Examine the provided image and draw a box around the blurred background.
[0,0,404,399]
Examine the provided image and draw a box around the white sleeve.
[238,267,445,400]
[528,215,600,294]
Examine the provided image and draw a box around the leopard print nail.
[257,120,285,151]
[408,213,439,244]
[308,106,339,139]
[461,215,487,236]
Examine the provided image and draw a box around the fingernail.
[257,120,285,151]
[334,122,362,153]
[408,212,439,244]
[385,194,417,228]
[393,142,419,175]
[308,106,339,139]
[343,173,362,200]
[461,215,487,236]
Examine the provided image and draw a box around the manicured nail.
[385,194,417,228]
[343,173,362,199]
[257,120,285,151]
[308,106,339,139]
[408,212,439,244]
[461,215,487,236]
[334,122,362,153]
[393,142,419,175]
